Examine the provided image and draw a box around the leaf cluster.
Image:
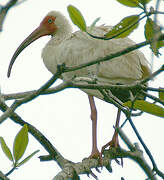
[0,125,39,176]
[67,1,164,56]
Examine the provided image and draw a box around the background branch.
[0,0,18,31]
[0,98,68,169]
[0,171,10,180]
[0,95,156,180]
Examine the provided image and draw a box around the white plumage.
[8,10,151,160]
[41,11,150,101]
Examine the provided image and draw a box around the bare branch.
[0,171,10,180]
[0,0,18,31]
[0,67,62,124]
[2,63,164,102]
[53,145,157,180]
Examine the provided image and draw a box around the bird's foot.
[88,148,103,166]
[101,133,123,166]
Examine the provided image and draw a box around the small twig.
[141,90,164,106]
[127,115,164,179]
[141,86,164,93]
[0,98,68,169]
[5,167,16,177]
[63,40,149,73]
[117,128,157,180]
[0,67,62,124]
[98,89,131,117]
[140,64,164,84]
[0,0,18,31]
[116,128,135,152]
[63,34,164,74]
[87,12,145,40]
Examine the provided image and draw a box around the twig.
[127,115,164,179]
[141,90,164,106]
[0,98,69,169]
[0,97,156,179]
[141,86,164,93]
[87,10,164,41]
[0,0,18,31]
[0,67,62,124]
[117,128,157,180]
[140,64,164,84]
[62,34,164,74]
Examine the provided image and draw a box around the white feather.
[42,11,151,100]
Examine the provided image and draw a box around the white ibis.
[7,11,151,162]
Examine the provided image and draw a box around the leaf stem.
[5,166,16,176]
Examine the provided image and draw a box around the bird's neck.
[53,30,72,43]
[50,21,73,44]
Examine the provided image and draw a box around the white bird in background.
[7,10,151,162]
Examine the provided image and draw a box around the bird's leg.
[101,109,123,166]
[101,109,121,151]
[88,95,101,160]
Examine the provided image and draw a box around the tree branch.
[0,0,18,31]
[0,95,157,180]
[0,67,62,124]
[0,97,68,169]
[2,63,164,102]
[53,129,157,180]
[0,171,10,180]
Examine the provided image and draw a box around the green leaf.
[16,150,39,167]
[139,0,152,5]
[105,15,139,38]
[89,17,101,32]
[13,124,28,162]
[67,5,86,31]
[0,137,13,162]
[144,18,164,56]
[116,0,140,7]
[123,100,164,118]
[159,88,164,101]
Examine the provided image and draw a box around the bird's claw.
[89,148,103,166]
[101,135,123,167]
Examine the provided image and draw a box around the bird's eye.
[48,19,53,24]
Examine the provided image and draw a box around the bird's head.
[7,11,72,77]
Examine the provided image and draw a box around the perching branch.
[53,129,157,180]
[1,63,164,124]
[0,94,158,180]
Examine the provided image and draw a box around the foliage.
[124,100,164,118]
[105,15,140,38]
[0,0,164,180]
[67,5,86,32]
[67,1,164,55]
[144,18,164,56]
[0,125,39,176]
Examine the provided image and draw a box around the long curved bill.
[7,26,47,77]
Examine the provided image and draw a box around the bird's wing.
[43,26,150,84]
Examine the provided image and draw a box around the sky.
[0,0,164,179]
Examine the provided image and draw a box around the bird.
[7,10,151,162]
